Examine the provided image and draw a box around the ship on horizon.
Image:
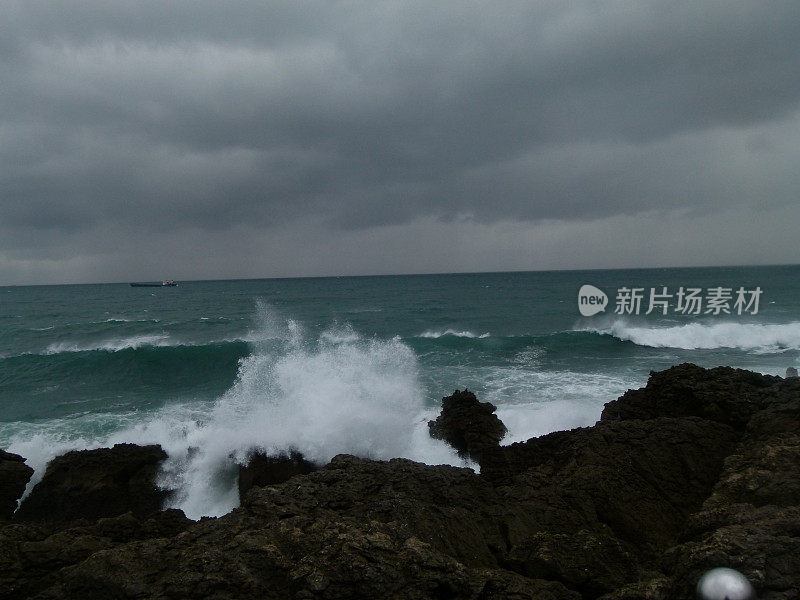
[130,280,178,287]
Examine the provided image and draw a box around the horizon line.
[2,262,799,288]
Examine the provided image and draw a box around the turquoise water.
[2,266,799,517]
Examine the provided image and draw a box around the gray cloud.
[1,1,799,283]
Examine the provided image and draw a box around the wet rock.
[14,443,169,523]
[601,367,800,599]
[91,508,193,543]
[600,363,782,428]
[0,364,798,599]
[245,454,509,568]
[238,449,319,502]
[653,380,800,599]
[0,450,33,520]
[32,514,580,600]
[504,530,639,597]
[481,416,739,552]
[428,389,507,463]
[658,505,800,600]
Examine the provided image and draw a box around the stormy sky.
[2,1,799,284]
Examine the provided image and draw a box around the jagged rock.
[0,364,797,599]
[245,454,509,568]
[600,367,800,599]
[0,509,194,599]
[504,530,639,597]
[32,515,580,600]
[14,443,169,523]
[238,449,318,502]
[91,508,193,543]
[481,416,739,552]
[658,505,800,600]
[600,363,783,428]
[644,377,800,599]
[0,450,33,520]
[428,389,507,463]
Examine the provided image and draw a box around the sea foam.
[417,329,491,339]
[7,304,653,520]
[7,303,466,519]
[587,320,800,353]
[485,367,634,443]
[151,306,464,518]
[44,334,172,354]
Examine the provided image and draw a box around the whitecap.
[582,319,800,353]
[417,329,491,339]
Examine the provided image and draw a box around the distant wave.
[100,317,161,324]
[417,329,491,339]
[2,342,250,415]
[44,334,173,354]
[39,333,269,356]
[584,320,800,353]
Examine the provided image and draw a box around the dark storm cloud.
[1,1,800,282]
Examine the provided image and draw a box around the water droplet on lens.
[697,567,756,600]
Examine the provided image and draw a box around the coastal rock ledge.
[0,363,797,599]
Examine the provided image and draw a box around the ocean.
[2,265,798,518]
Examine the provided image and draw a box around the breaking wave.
[417,329,491,339]
[44,334,173,354]
[5,303,465,519]
[585,320,800,353]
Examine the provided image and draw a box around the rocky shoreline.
[0,364,797,599]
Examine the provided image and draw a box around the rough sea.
[2,265,798,518]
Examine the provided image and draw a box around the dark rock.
[0,450,33,520]
[238,449,318,502]
[0,364,798,599]
[428,389,507,463]
[600,363,781,428]
[481,416,739,552]
[244,454,509,568]
[601,367,800,599]
[472,570,581,600]
[32,516,581,600]
[0,509,194,599]
[504,530,639,597]
[92,508,193,542]
[658,505,800,600]
[651,379,800,600]
[14,443,169,523]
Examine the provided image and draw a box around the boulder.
[238,449,318,501]
[0,450,33,519]
[14,443,169,523]
[428,389,507,463]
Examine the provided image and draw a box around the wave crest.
[6,302,464,519]
[585,320,800,353]
[44,334,172,354]
[417,329,490,339]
